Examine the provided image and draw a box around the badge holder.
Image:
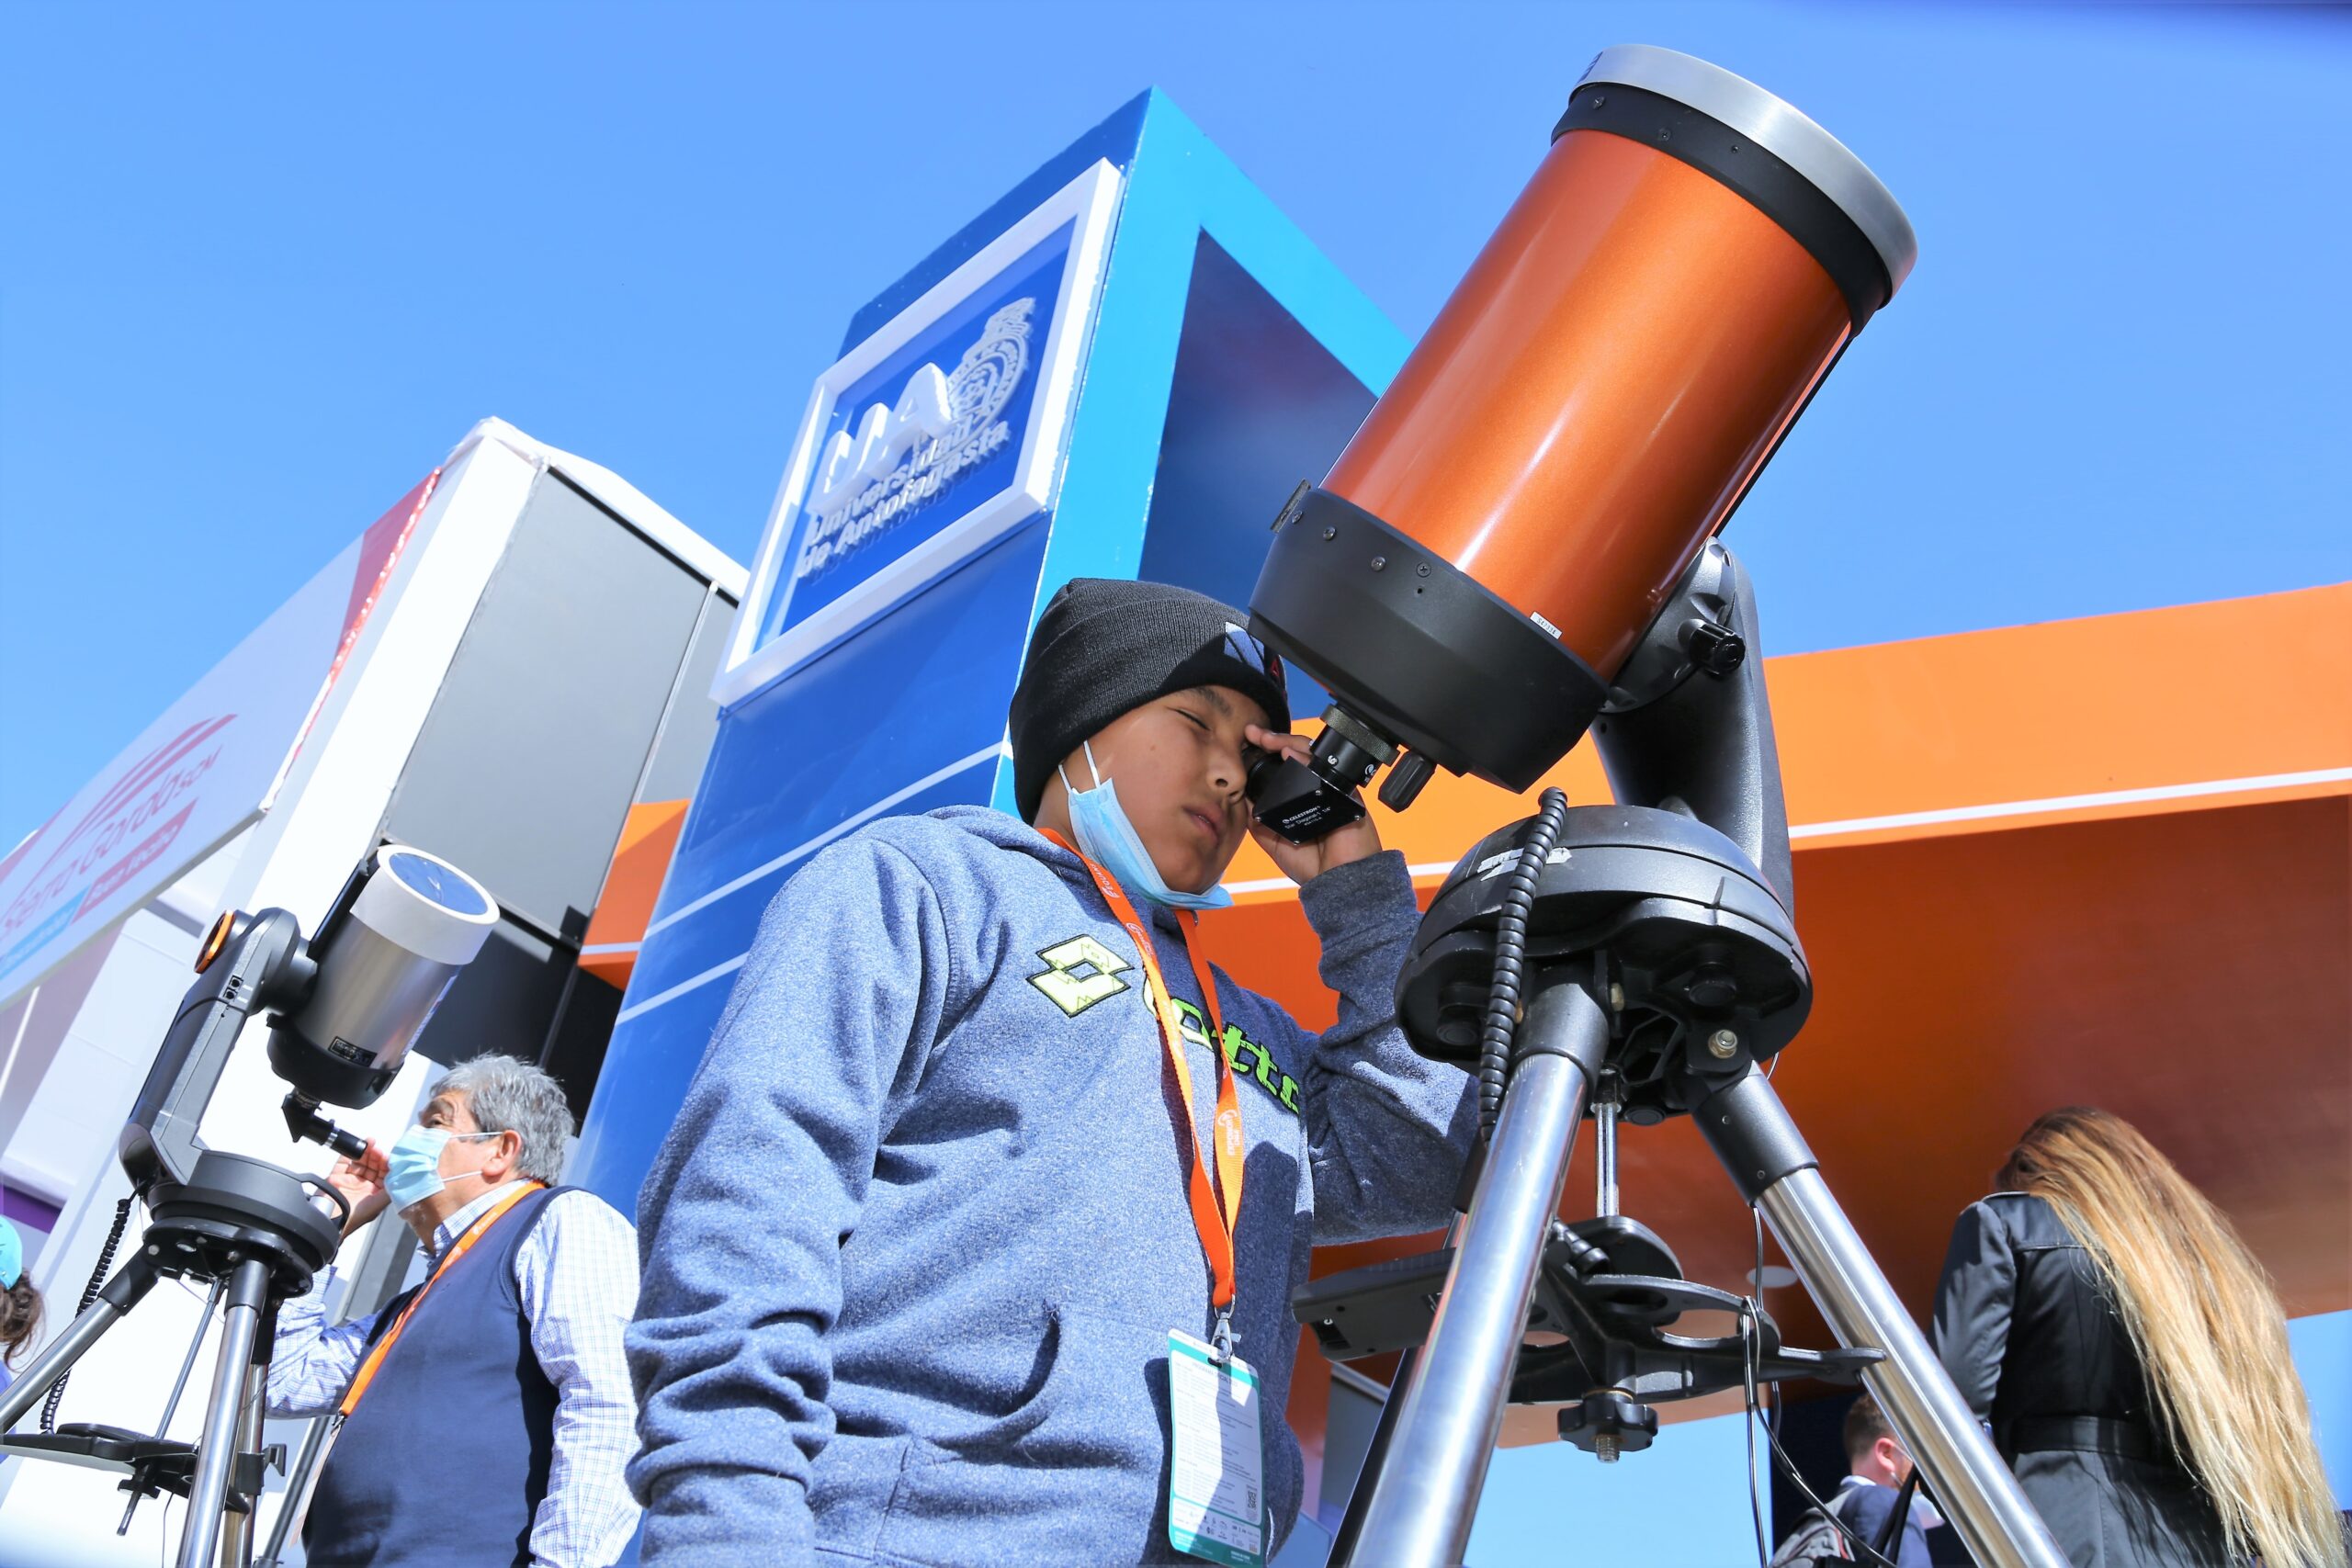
[1169,1322,1266,1568]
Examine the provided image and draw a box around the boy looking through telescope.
[626,577,1476,1566]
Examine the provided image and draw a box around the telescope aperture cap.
[0,1217,21,1289]
[355,847,500,964]
[1009,578,1290,822]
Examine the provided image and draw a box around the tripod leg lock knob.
[1558,1390,1659,1461]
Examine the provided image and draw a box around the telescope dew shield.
[1251,45,1916,794]
[266,846,498,1107]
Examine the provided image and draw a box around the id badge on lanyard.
[1041,831,1264,1562]
[1168,1328,1267,1567]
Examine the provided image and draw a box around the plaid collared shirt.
[268,1184,642,1568]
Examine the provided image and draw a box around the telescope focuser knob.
[1379,750,1437,812]
[1679,618,1746,676]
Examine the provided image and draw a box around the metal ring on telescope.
[1565,45,1917,313]
[1555,85,1891,329]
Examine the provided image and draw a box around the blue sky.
[0,5,2346,1556]
[2,2,2346,840]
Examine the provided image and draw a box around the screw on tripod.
[1557,1388,1657,1461]
[1707,1028,1740,1059]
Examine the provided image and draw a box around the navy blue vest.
[305,1184,569,1568]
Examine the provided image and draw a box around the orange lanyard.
[337,1180,546,1417]
[1042,830,1245,1335]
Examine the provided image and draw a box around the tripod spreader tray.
[1296,1209,1881,1457]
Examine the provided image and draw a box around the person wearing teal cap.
[1,1215,44,1395]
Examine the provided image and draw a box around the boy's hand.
[1244,724,1385,885]
[326,1141,391,1238]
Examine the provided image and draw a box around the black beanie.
[1009,578,1290,821]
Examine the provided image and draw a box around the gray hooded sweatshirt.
[628,805,1475,1566]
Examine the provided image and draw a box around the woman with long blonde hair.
[1934,1106,2346,1567]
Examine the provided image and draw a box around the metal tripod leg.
[176,1257,271,1568]
[0,1247,162,1433]
[1353,980,1608,1566]
[1328,1342,1420,1567]
[218,1336,272,1568]
[1327,1210,1464,1567]
[255,1409,331,1568]
[1697,1068,2066,1568]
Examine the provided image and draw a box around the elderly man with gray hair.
[267,1054,641,1568]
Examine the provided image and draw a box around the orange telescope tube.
[1251,46,1916,798]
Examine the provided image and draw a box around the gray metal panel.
[1321,1371,1386,1519]
[632,589,734,805]
[381,473,706,939]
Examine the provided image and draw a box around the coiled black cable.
[41,1194,133,1434]
[1476,787,1569,1141]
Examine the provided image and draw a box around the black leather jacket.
[1932,1192,2228,1566]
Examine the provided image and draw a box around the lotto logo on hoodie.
[1028,935,1133,1016]
[1024,938,1301,1117]
[1170,999,1303,1117]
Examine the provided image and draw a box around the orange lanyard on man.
[337,1179,547,1417]
[1042,829,1246,1358]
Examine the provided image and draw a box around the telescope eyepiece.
[1243,704,1399,845]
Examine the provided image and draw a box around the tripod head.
[119,842,498,1197]
[1397,538,1808,1124]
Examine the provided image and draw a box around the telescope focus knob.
[1379,750,1438,812]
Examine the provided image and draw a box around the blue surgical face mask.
[1059,741,1232,911]
[384,1125,499,1212]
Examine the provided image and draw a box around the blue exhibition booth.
[572,90,1404,1207]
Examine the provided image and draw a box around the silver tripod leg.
[218,1354,269,1568]
[1700,1068,2066,1568]
[176,1257,271,1568]
[1328,1215,1463,1566]
[1354,981,1608,1567]
[0,1249,161,1433]
[254,1409,331,1567]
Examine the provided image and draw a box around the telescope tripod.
[1298,797,2065,1567]
[0,1150,345,1568]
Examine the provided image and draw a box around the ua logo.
[1029,934,1133,1018]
